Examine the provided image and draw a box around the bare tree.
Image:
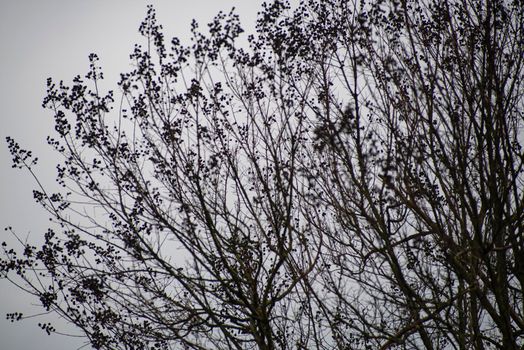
[2,0,523,349]
[290,0,524,348]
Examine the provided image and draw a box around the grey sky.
[0,1,261,349]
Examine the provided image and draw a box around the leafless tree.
[2,0,523,349]
[294,0,524,348]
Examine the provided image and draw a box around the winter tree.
[2,0,523,349]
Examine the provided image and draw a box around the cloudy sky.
[0,1,261,349]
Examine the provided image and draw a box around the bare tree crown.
[2,1,524,349]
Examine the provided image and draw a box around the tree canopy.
[2,0,524,349]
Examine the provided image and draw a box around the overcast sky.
[0,1,262,349]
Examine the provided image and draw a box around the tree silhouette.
[2,0,523,349]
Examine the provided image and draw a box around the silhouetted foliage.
[2,1,524,349]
